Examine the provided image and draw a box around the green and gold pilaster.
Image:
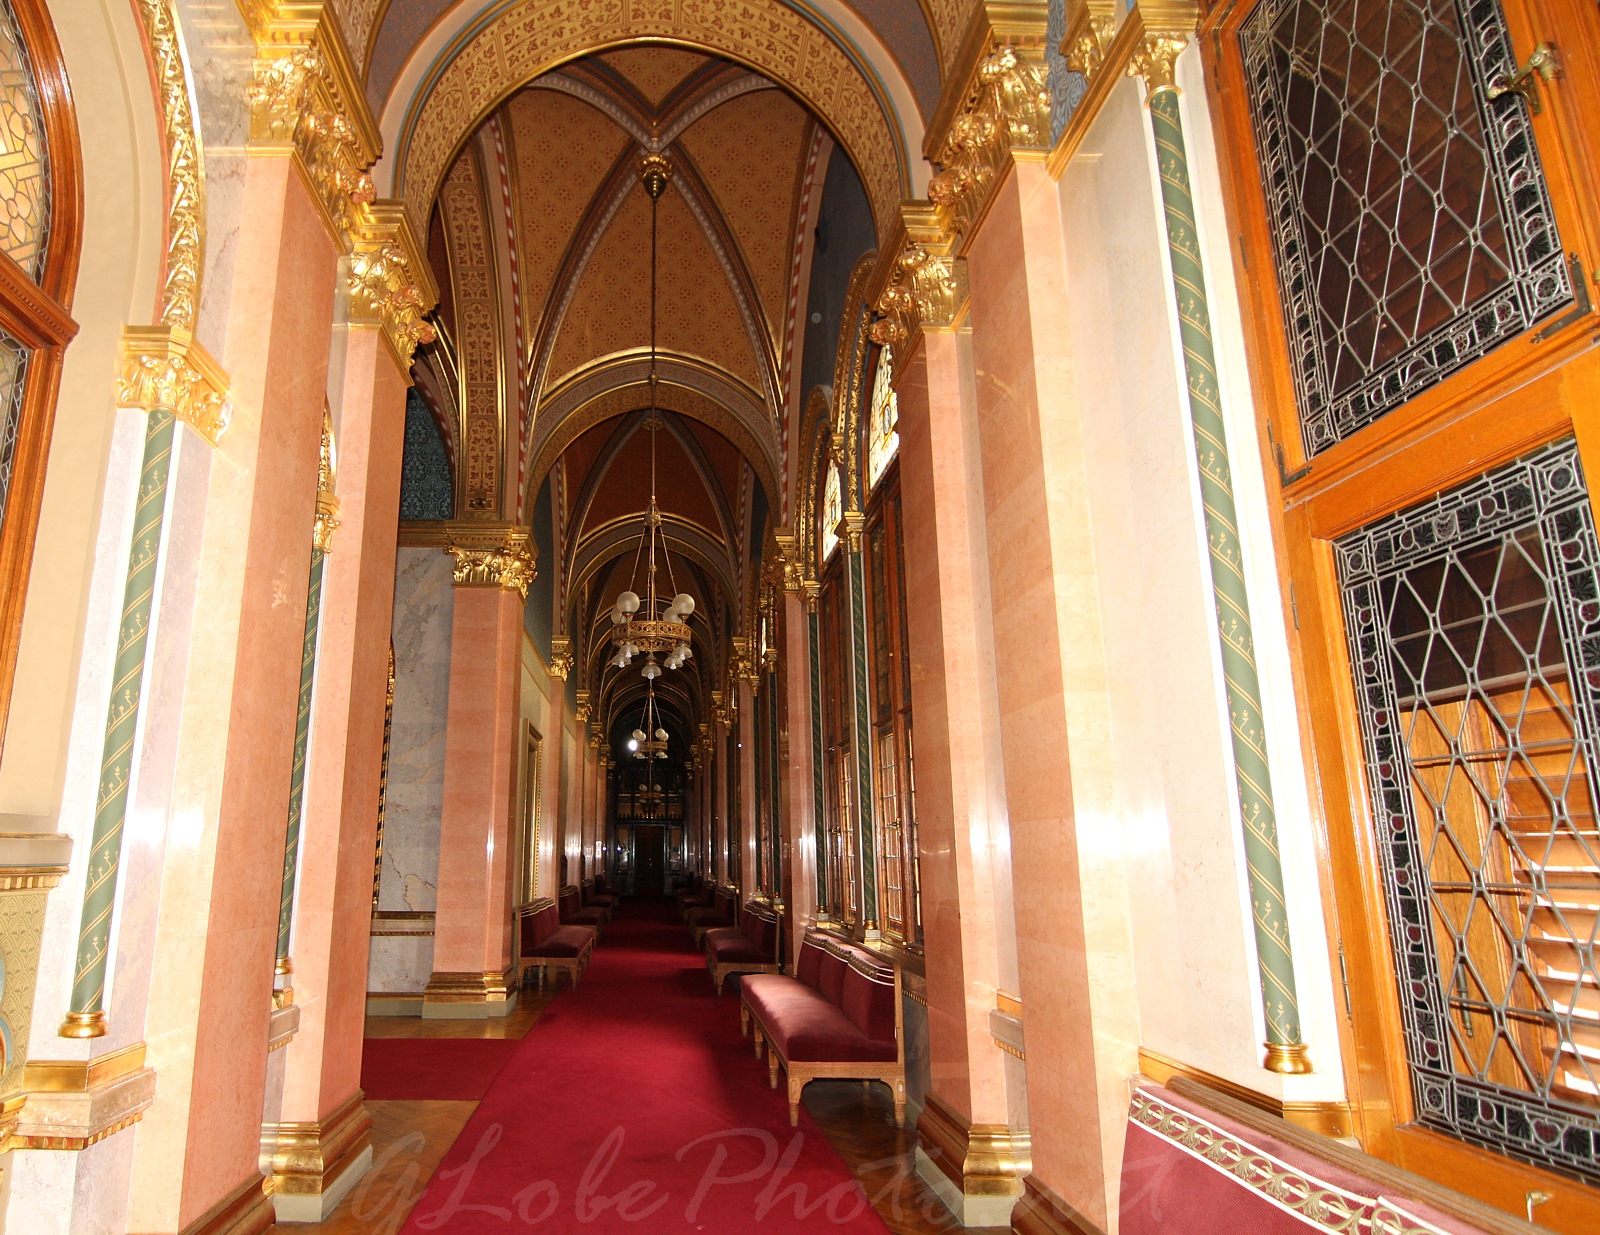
[274,418,339,1006]
[806,601,828,914]
[1132,22,1309,1072]
[840,512,879,938]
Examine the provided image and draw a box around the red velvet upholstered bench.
[559,886,606,935]
[703,903,780,994]
[518,900,595,991]
[581,876,616,918]
[687,887,738,945]
[739,931,905,1128]
[676,873,710,919]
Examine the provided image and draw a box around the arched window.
[820,460,841,564]
[0,0,79,751]
[866,346,897,491]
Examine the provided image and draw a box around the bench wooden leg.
[739,1003,749,1036]
[892,1077,906,1129]
[752,1021,764,1059]
[787,1073,803,1127]
[766,1046,779,1090]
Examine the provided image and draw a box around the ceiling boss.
[610,153,695,681]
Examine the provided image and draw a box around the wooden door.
[634,824,666,894]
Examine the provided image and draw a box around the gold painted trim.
[422,968,515,1004]
[10,1111,145,1152]
[1137,1047,1353,1139]
[22,1041,146,1094]
[993,1037,1025,1061]
[996,990,1022,1018]
[0,865,67,890]
[916,1091,1030,1198]
[135,0,205,333]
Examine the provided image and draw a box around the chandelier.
[609,153,694,680]
[628,682,670,761]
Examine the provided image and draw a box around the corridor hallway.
[293,900,990,1235]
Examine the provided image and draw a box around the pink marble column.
[965,162,1140,1228]
[898,334,1029,1222]
[267,327,409,1216]
[129,156,337,1234]
[426,576,523,1018]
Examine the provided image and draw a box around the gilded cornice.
[118,326,232,446]
[241,2,382,249]
[920,2,1050,251]
[445,522,536,597]
[347,200,438,364]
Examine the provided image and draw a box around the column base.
[169,1171,276,1235]
[421,969,517,1018]
[914,1092,1030,1228]
[260,1090,373,1221]
[1010,1175,1105,1235]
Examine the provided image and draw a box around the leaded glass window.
[867,347,898,491]
[0,331,30,527]
[820,462,841,563]
[1337,437,1600,1182]
[0,0,47,280]
[1242,0,1571,456]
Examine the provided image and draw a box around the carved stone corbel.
[870,203,966,361]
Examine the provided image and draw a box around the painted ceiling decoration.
[375,1,927,737]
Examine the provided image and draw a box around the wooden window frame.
[1202,0,1600,1225]
[0,0,80,754]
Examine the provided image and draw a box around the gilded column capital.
[838,511,866,554]
[444,522,536,597]
[574,690,591,724]
[870,202,966,359]
[772,532,805,594]
[711,690,732,728]
[923,4,1050,248]
[1062,0,1118,77]
[347,201,439,364]
[1125,1,1197,99]
[118,325,232,446]
[548,636,574,680]
[243,3,381,250]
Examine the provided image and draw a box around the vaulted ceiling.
[410,41,847,741]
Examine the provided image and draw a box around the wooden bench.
[676,872,710,919]
[581,876,617,916]
[517,900,595,991]
[703,902,780,994]
[739,930,904,1127]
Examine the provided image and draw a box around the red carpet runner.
[396,899,894,1233]
[361,1039,522,1100]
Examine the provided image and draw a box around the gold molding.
[347,200,438,365]
[314,407,340,551]
[119,326,233,446]
[1061,0,1117,76]
[1045,10,1144,178]
[422,969,514,1004]
[0,865,67,890]
[259,1089,372,1197]
[917,1092,1030,1199]
[869,203,967,369]
[445,522,536,597]
[136,0,205,333]
[1137,1047,1352,1139]
[21,1041,145,1094]
[996,990,1023,1018]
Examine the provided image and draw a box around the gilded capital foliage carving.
[548,636,574,680]
[1126,0,1198,98]
[314,410,340,551]
[925,19,1051,247]
[118,326,232,446]
[1062,0,1118,78]
[870,204,964,359]
[348,203,438,362]
[446,525,536,597]
[242,4,383,252]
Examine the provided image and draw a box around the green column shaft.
[845,543,878,930]
[807,607,827,910]
[63,409,178,1034]
[1148,88,1304,1054]
[767,676,781,898]
[276,546,326,964]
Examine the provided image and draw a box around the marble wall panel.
[378,548,453,915]
[366,935,436,994]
